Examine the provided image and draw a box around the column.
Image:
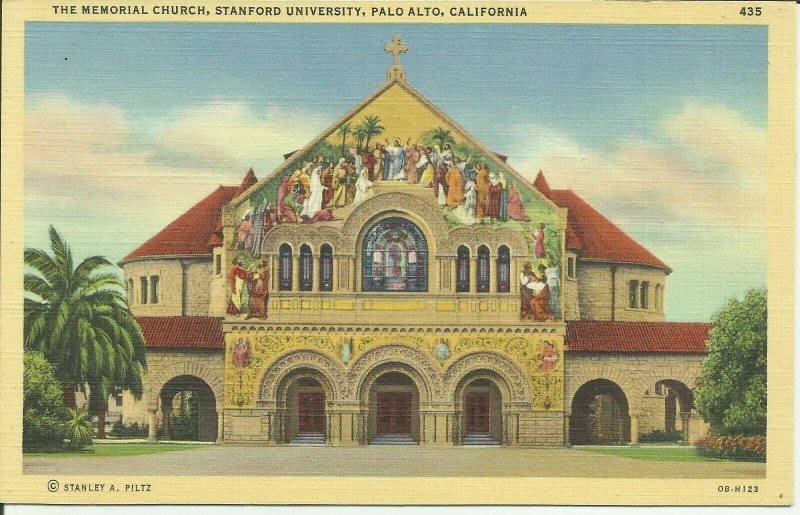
[449,258,457,292]
[292,255,301,292]
[630,415,639,445]
[563,412,571,447]
[148,409,157,442]
[349,257,357,291]
[680,412,691,445]
[469,256,478,293]
[312,256,321,292]
[332,257,340,292]
[270,255,279,293]
[217,408,224,443]
[511,259,519,294]
[488,256,494,293]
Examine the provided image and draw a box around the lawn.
[24,443,205,458]
[576,446,722,462]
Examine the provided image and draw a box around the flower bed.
[695,434,766,462]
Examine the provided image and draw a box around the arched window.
[299,244,313,292]
[655,284,662,311]
[628,280,639,309]
[279,244,292,291]
[456,245,470,293]
[477,246,490,293]
[497,246,511,293]
[361,217,428,292]
[320,244,333,292]
[127,279,134,305]
[640,281,649,309]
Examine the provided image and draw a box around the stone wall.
[184,260,213,316]
[123,259,184,316]
[576,262,666,322]
[565,352,709,443]
[561,251,580,321]
[121,348,225,430]
[123,257,214,317]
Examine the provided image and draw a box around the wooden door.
[376,393,413,434]
[466,392,490,433]
[298,392,325,433]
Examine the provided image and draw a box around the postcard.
[0,0,794,506]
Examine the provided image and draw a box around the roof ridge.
[549,189,671,273]
[121,185,239,264]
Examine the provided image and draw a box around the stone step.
[462,433,501,446]
[288,432,327,446]
[370,434,418,445]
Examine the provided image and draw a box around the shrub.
[695,434,766,462]
[64,408,94,450]
[23,352,68,450]
[111,420,149,438]
[170,415,198,441]
[639,430,683,443]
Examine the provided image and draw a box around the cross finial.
[384,34,409,81]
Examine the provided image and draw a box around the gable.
[232,77,563,257]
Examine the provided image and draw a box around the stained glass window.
[279,244,292,291]
[497,246,510,293]
[299,245,313,291]
[456,246,470,293]
[361,217,428,292]
[320,244,333,292]
[477,246,490,293]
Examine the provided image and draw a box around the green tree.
[359,115,385,151]
[430,126,455,150]
[24,226,147,437]
[336,122,352,154]
[353,124,368,153]
[695,289,767,436]
[23,352,69,449]
[64,408,94,450]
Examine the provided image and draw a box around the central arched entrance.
[570,379,631,445]
[158,375,218,442]
[368,371,420,444]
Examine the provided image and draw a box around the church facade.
[119,37,712,447]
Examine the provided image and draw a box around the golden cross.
[384,35,408,67]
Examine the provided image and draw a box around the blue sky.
[24,23,768,321]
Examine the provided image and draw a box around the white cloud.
[505,101,767,230]
[24,94,326,262]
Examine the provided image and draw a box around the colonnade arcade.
[255,347,529,446]
[239,193,537,297]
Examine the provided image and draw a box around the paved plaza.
[24,445,765,478]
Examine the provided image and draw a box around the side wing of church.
[118,37,712,447]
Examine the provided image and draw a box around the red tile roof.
[533,173,670,272]
[137,316,224,349]
[121,185,238,263]
[235,168,258,197]
[533,170,552,197]
[566,321,713,354]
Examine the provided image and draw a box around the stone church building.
[119,37,712,447]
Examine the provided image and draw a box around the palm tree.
[353,124,368,153]
[24,226,147,436]
[360,115,385,151]
[336,122,352,154]
[431,127,455,150]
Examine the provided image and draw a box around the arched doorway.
[159,375,218,442]
[274,368,332,445]
[570,379,630,445]
[655,379,694,440]
[458,376,503,445]
[367,371,420,444]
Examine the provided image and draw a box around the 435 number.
[740,7,761,16]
